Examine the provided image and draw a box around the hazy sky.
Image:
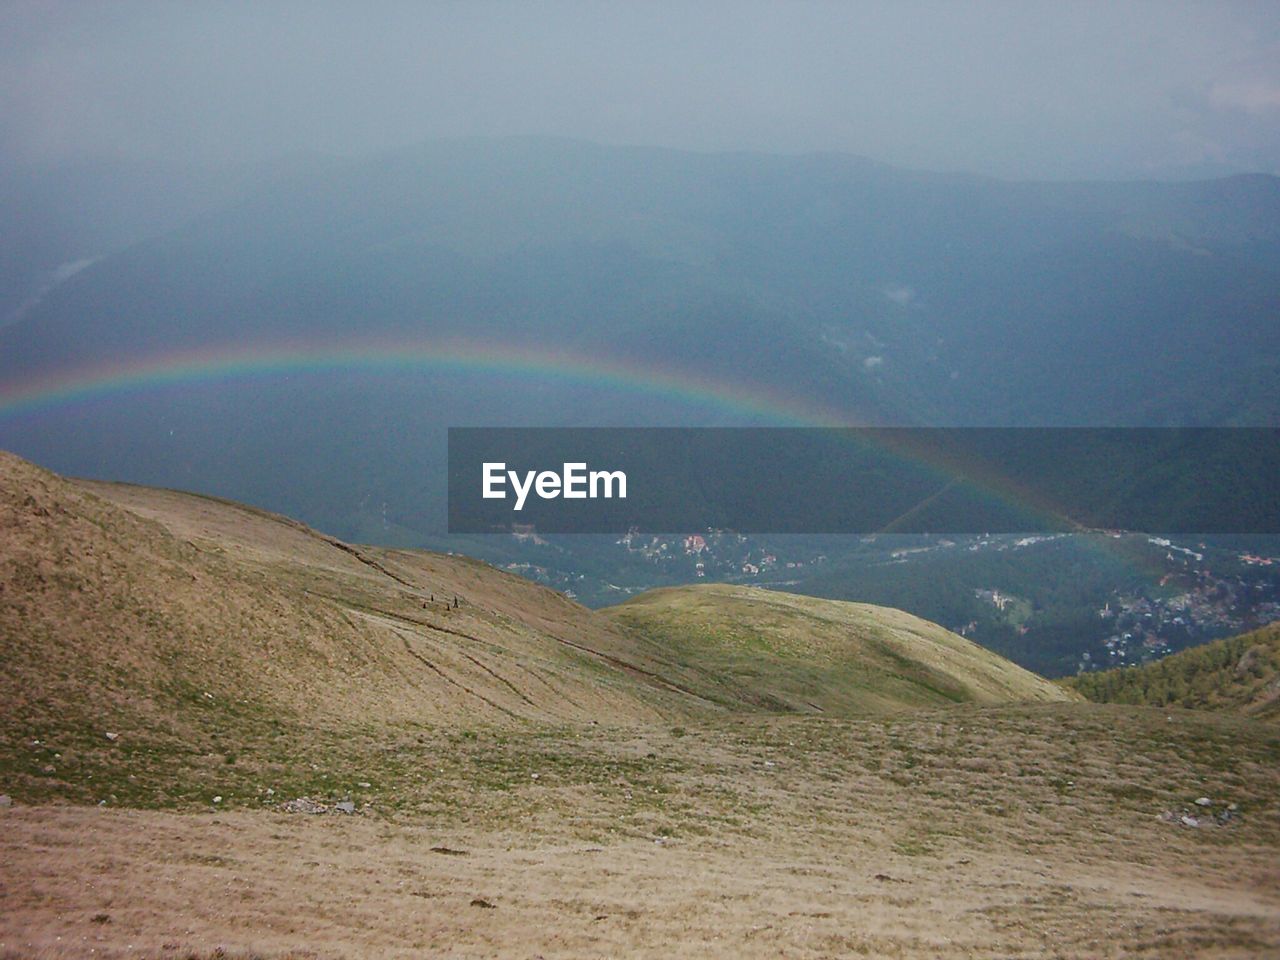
[2,1,1278,180]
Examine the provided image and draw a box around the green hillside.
[603,583,1073,715]
[1066,622,1280,719]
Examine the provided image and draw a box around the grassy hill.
[602,583,1072,714]
[0,450,1073,807]
[1,450,721,806]
[1066,622,1280,720]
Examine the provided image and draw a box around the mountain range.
[2,139,1278,548]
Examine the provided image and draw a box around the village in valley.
[964,536,1280,674]
[611,529,826,580]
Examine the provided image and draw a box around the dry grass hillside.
[2,449,1073,770]
[4,451,1280,958]
[77,472,709,724]
[2,450,1073,809]
[1,451,715,806]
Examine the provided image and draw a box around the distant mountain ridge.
[1,139,1277,545]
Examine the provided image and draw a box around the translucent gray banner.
[448,428,1280,534]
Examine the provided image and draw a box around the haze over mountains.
[2,139,1278,548]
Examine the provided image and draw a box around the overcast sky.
[2,1,1278,180]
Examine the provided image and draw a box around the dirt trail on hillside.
[3,806,1277,960]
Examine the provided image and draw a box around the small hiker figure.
[452,595,459,609]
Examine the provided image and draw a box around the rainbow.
[0,335,1179,600]
[0,335,1142,541]
[0,337,856,427]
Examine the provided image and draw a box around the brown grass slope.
[0,451,707,788]
[77,471,707,718]
[1066,621,1280,720]
[602,583,1073,714]
[6,703,1280,959]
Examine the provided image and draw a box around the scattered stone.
[530,773,539,780]
[334,800,356,814]
[357,781,371,788]
[282,797,328,815]
[212,796,222,804]
[104,732,119,742]
[470,898,497,909]
[430,846,470,856]
[1180,815,1200,828]
[1195,797,1212,807]
[0,794,11,808]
